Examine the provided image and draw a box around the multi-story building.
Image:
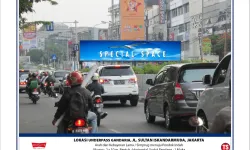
[189,0,230,61]
[168,0,190,59]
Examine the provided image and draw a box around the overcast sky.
[24,0,112,28]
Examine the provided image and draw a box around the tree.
[19,0,58,29]
[210,33,231,61]
[26,49,45,64]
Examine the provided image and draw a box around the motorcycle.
[91,92,104,127]
[47,82,58,98]
[54,102,92,134]
[40,82,47,95]
[30,88,40,104]
[188,116,231,133]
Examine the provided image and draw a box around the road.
[19,93,195,133]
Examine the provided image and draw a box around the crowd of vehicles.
[19,53,231,133]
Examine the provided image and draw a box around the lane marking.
[109,129,122,133]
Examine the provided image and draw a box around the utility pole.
[199,0,204,62]
[72,20,78,71]
[223,11,228,56]
[145,10,149,41]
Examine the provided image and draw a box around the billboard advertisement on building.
[22,24,37,49]
[79,40,181,61]
[98,29,108,40]
[120,0,145,40]
[159,0,166,24]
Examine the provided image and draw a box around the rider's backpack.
[69,91,88,119]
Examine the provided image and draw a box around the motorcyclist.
[45,71,56,93]
[25,72,32,92]
[40,72,48,94]
[52,71,98,133]
[86,73,108,119]
[28,73,40,98]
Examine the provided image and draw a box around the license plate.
[32,92,39,94]
[74,128,89,133]
[114,80,125,85]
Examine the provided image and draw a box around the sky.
[24,0,112,29]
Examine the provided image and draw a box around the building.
[108,0,120,40]
[168,0,190,59]
[189,0,230,61]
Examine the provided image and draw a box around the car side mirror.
[203,74,211,85]
[146,79,154,86]
[54,102,59,107]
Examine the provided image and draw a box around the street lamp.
[145,10,149,41]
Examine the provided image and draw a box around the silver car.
[196,53,231,133]
[19,74,28,92]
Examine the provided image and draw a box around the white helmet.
[92,73,99,81]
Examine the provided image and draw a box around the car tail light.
[114,65,121,68]
[96,98,102,103]
[75,119,85,127]
[173,82,184,101]
[45,83,47,86]
[99,79,110,84]
[128,78,137,84]
[20,82,26,85]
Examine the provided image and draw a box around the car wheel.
[120,99,127,105]
[164,106,173,130]
[145,103,155,123]
[130,96,139,106]
[197,113,208,133]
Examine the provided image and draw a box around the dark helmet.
[67,71,83,86]
[28,72,32,77]
[32,72,37,77]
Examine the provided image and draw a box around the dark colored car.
[144,63,218,129]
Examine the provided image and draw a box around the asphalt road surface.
[19,93,195,133]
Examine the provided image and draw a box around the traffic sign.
[51,54,57,60]
[46,22,54,31]
[73,44,79,51]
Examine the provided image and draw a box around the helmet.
[67,71,83,86]
[28,72,32,77]
[48,71,52,76]
[92,73,99,81]
[32,72,37,77]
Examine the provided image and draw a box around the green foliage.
[80,68,90,73]
[210,33,231,60]
[19,63,24,69]
[19,0,58,29]
[26,49,44,64]
[133,60,209,74]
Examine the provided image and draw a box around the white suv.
[96,65,139,106]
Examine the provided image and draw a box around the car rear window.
[179,68,215,83]
[20,74,28,80]
[19,71,29,77]
[99,66,134,76]
[54,72,69,78]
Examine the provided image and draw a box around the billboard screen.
[120,0,145,40]
[79,40,181,61]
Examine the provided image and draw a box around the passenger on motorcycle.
[45,72,56,90]
[86,73,108,119]
[28,73,40,98]
[52,71,98,133]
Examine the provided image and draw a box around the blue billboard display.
[79,40,181,61]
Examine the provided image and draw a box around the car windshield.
[180,68,215,83]
[100,67,134,76]
[54,72,69,78]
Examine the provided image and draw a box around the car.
[19,69,30,77]
[95,65,139,106]
[52,70,70,93]
[195,53,231,133]
[19,74,29,92]
[144,62,218,129]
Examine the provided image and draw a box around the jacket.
[54,85,94,120]
[86,81,104,96]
